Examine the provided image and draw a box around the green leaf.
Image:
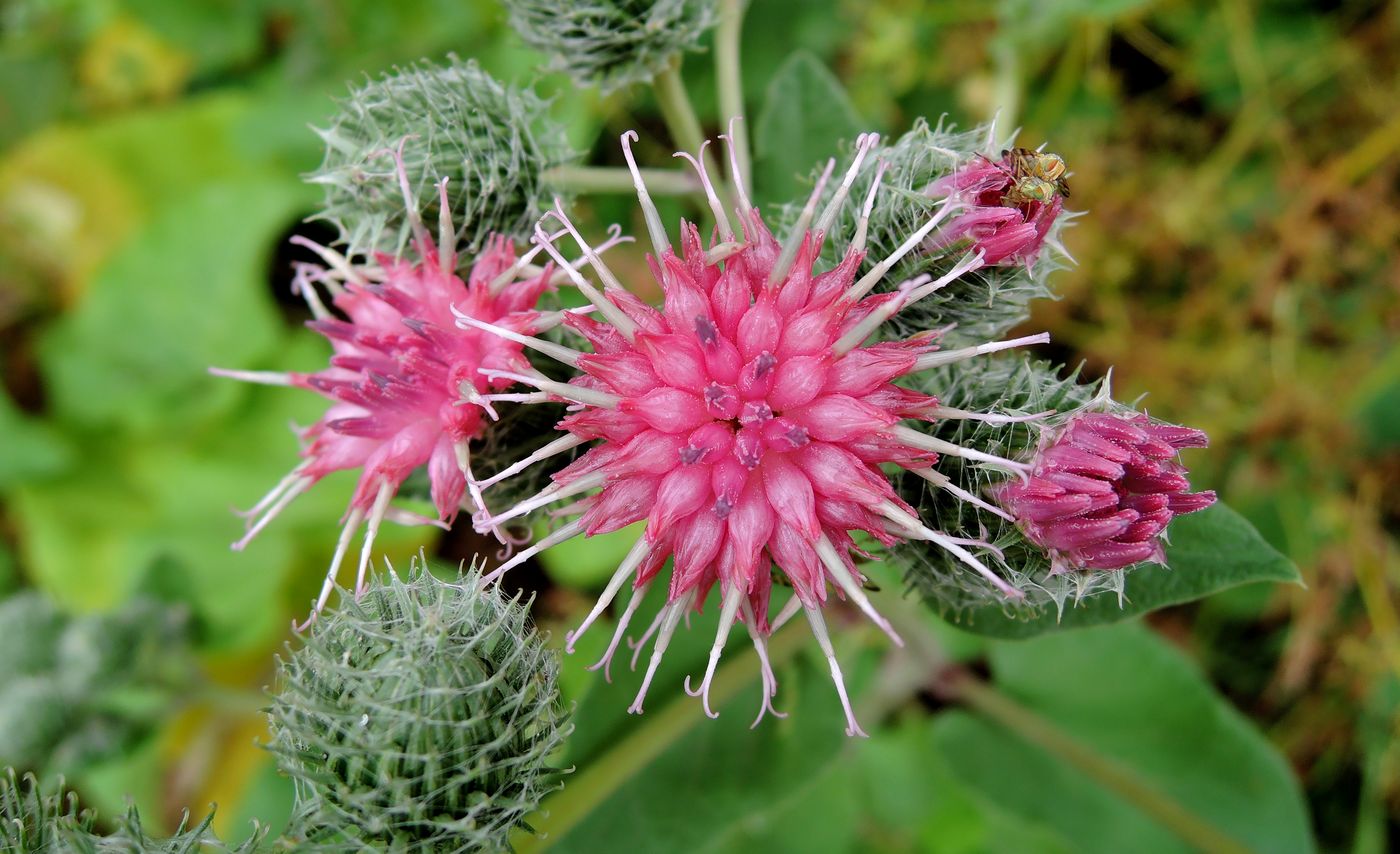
[753,51,864,208]
[38,178,310,433]
[935,622,1315,854]
[0,388,71,489]
[946,502,1301,639]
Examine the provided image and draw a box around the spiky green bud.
[309,56,576,261]
[893,356,1108,615]
[267,560,570,852]
[1,768,260,853]
[789,118,1071,345]
[502,0,719,93]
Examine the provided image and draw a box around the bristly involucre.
[502,0,720,94]
[896,356,1213,621]
[471,129,1055,737]
[267,559,570,854]
[309,56,576,262]
[787,117,1075,346]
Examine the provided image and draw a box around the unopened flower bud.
[309,56,575,261]
[502,0,719,93]
[267,560,570,852]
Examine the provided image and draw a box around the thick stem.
[543,165,701,197]
[653,58,734,212]
[715,0,751,198]
[943,672,1255,854]
[515,623,809,852]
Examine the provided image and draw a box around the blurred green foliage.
[1,0,1396,851]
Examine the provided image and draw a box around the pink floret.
[995,412,1217,571]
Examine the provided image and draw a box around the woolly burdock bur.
[309,56,576,261]
[502,0,719,93]
[472,127,1064,736]
[267,561,569,852]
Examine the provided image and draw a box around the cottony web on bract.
[467,121,1072,738]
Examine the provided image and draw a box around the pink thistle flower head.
[211,140,587,629]
[994,410,1217,572]
[928,145,1069,266]
[475,126,1054,736]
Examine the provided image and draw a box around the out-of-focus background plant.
[0,0,1395,850]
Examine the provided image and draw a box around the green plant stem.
[715,0,751,199]
[944,672,1255,854]
[653,58,734,212]
[543,165,701,197]
[515,623,809,852]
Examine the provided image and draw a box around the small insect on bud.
[502,0,720,93]
[267,559,570,852]
[995,411,1217,572]
[309,55,575,261]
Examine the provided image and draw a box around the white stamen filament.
[477,368,621,409]
[295,506,366,632]
[564,537,653,652]
[621,130,672,258]
[480,518,585,586]
[914,333,1051,371]
[544,203,637,303]
[814,535,903,647]
[876,501,1023,599]
[832,274,931,355]
[289,236,364,289]
[588,580,651,683]
[805,605,868,738]
[720,117,755,219]
[291,266,333,318]
[489,226,569,292]
[452,313,583,367]
[388,136,429,250]
[704,241,747,265]
[770,593,803,633]
[741,600,787,728]
[237,464,309,520]
[911,467,1015,522]
[769,158,836,287]
[435,177,454,273]
[674,142,735,244]
[683,584,745,718]
[852,159,888,254]
[476,390,553,406]
[815,133,879,237]
[629,590,697,715]
[209,367,294,386]
[924,405,1055,424]
[847,197,962,301]
[454,440,503,543]
[905,251,985,302]
[532,305,597,334]
[531,224,639,341]
[480,470,608,529]
[478,434,587,489]
[890,425,1032,475]
[233,476,312,550]
[354,480,395,597]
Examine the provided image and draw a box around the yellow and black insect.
[1002,147,1070,199]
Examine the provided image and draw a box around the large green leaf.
[38,178,310,433]
[935,622,1315,854]
[752,51,865,208]
[945,502,1301,639]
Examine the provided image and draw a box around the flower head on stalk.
[927,145,1070,267]
[470,126,1054,737]
[994,409,1217,573]
[211,142,624,630]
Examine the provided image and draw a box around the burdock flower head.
[994,410,1217,572]
[212,144,622,628]
[470,127,1052,736]
[927,146,1070,267]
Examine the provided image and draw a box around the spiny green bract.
[309,56,576,263]
[787,118,1073,346]
[267,560,570,853]
[893,356,1137,617]
[0,768,259,853]
[502,0,719,93]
